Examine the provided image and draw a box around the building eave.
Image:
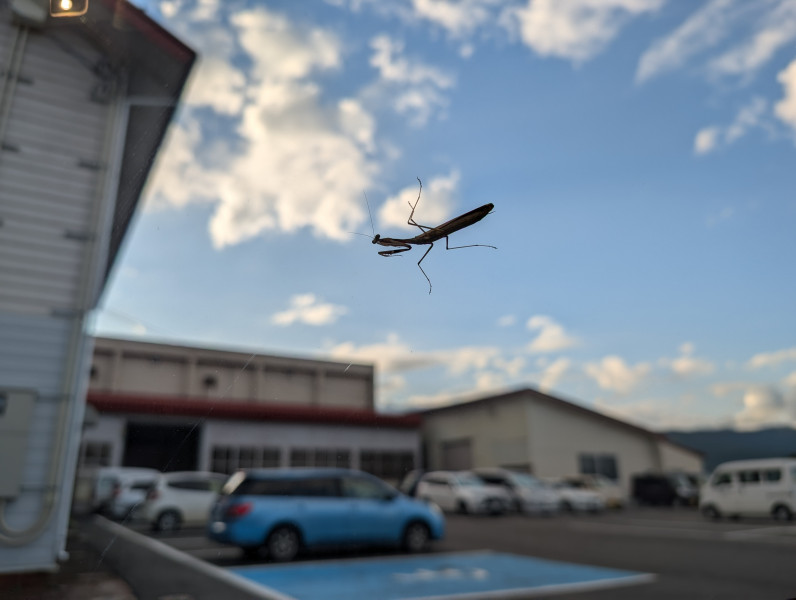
[87,392,421,429]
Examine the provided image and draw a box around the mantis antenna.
[363,192,375,237]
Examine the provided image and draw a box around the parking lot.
[97,507,796,599]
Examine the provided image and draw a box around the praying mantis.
[367,178,496,294]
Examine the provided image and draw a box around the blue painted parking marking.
[228,551,654,600]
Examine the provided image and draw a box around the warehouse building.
[420,388,702,496]
[80,336,421,482]
[0,0,193,573]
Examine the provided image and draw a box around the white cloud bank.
[526,315,579,353]
[585,355,651,394]
[271,294,348,326]
[510,0,664,63]
[693,97,768,155]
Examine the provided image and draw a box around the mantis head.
[372,234,381,244]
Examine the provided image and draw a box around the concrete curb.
[85,516,289,600]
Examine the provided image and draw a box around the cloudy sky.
[95,0,796,431]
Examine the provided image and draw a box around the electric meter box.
[0,389,36,498]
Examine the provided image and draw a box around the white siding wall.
[527,398,661,496]
[422,399,530,470]
[90,337,374,409]
[0,19,114,572]
[658,439,704,474]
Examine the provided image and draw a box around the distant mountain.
[665,427,796,473]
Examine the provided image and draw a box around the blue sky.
[95,0,796,431]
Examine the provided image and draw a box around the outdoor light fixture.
[50,0,88,17]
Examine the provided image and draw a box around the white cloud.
[636,0,741,82]
[706,206,735,227]
[328,333,437,374]
[271,294,348,326]
[538,357,571,392]
[411,0,494,38]
[661,342,715,377]
[509,0,664,63]
[709,0,796,78]
[692,97,768,155]
[775,58,796,133]
[497,314,516,327]
[378,171,459,230]
[585,355,651,394]
[148,7,382,248]
[594,397,731,431]
[638,0,796,82]
[526,315,578,353]
[694,127,720,155]
[710,380,752,398]
[368,34,455,126]
[734,385,794,429]
[747,346,796,369]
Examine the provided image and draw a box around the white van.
[699,458,796,521]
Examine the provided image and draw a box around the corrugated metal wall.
[0,14,116,571]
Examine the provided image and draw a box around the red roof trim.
[87,392,420,428]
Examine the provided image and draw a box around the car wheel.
[457,500,469,515]
[266,526,300,562]
[561,500,573,513]
[402,521,430,553]
[701,505,721,521]
[154,510,182,532]
[772,505,793,522]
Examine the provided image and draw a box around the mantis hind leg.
[417,243,434,294]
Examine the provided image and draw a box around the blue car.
[207,468,445,561]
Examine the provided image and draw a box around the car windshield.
[455,474,485,487]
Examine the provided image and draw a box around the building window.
[80,441,112,467]
[290,448,350,468]
[359,450,414,481]
[578,453,619,481]
[211,445,282,474]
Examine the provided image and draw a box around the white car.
[88,467,160,520]
[548,479,605,513]
[141,471,228,532]
[416,471,511,515]
[472,468,560,515]
[565,475,625,509]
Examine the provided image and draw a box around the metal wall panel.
[0,17,113,571]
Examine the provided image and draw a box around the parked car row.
[84,466,446,562]
[403,468,608,515]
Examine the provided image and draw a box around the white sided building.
[0,0,194,573]
[80,336,421,483]
[420,388,703,497]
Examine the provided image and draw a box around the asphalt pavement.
[84,507,796,599]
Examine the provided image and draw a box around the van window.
[233,478,298,496]
[738,471,760,484]
[711,472,732,486]
[763,469,782,483]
